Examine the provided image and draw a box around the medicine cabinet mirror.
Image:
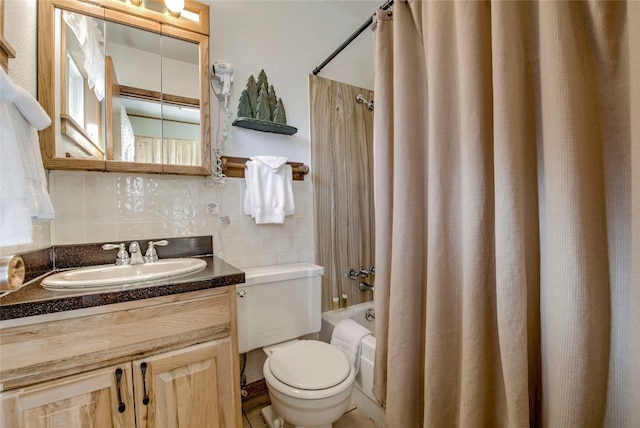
[38,0,211,175]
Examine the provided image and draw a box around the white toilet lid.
[269,341,351,390]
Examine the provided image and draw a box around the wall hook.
[355,94,374,111]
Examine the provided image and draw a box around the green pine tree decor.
[246,75,258,116]
[257,69,268,93]
[268,85,277,120]
[237,90,252,118]
[232,69,297,135]
[273,98,287,125]
[255,85,271,121]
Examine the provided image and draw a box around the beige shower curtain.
[372,1,640,427]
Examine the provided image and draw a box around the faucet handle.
[346,268,358,280]
[359,267,370,278]
[102,243,130,265]
[144,240,169,263]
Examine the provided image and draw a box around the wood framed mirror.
[38,0,211,175]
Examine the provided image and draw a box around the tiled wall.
[49,170,315,269]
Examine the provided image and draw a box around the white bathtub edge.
[321,302,385,427]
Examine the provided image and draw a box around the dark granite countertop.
[0,256,245,321]
[0,236,245,321]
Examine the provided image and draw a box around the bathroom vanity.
[0,238,244,427]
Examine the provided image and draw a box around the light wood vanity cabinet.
[1,363,136,427]
[0,286,242,428]
[133,339,237,427]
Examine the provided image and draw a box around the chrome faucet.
[347,265,375,292]
[129,242,144,265]
[359,281,374,292]
[102,243,130,265]
[103,240,170,265]
[144,240,169,263]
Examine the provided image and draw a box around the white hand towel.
[14,85,52,131]
[243,155,295,224]
[330,318,373,374]
[0,67,51,130]
[0,101,33,246]
[254,155,288,170]
[0,69,54,247]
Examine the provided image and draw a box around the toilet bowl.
[236,264,356,427]
[262,340,356,428]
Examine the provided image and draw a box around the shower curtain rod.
[312,0,394,76]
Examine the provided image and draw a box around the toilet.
[237,263,356,428]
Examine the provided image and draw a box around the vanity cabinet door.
[0,363,135,428]
[133,338,238,428]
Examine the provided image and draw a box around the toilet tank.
[236,263,324,353]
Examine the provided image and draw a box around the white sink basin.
[42,258,207,290]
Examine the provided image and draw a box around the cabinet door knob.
[115,368,126,413]
[140,362,150,405]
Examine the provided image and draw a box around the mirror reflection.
[39,0,211,175]
[60,15,201,166]
[60,9,106,159]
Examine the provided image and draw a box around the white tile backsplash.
[85,197,116,224]
[49,171,315,268]
[54,197,85,224]
[84,223,117,243]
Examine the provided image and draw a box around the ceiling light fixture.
[164,0,185,18]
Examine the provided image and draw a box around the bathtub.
[321,301,386,428]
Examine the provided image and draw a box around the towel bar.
[220,156,309,181]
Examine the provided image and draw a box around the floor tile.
[243,406,265,427]
[242,402,380,428]
[334,407,379,428]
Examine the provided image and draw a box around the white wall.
[208,0,376,164]
[1,0,376,268]
[108,43,200,98]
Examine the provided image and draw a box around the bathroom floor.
[242,402,380,428]
[240,379,380,428]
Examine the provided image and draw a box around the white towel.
[0,68,55,247]
[243,155,295,224]
[330,318,373,374]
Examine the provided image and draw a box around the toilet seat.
[268,341,351,390]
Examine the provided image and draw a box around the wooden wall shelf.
[232,117,297,135]
[220,156,309,181]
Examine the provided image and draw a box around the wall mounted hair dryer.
[211,61,233,99]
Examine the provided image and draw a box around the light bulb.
[164,0,185,17]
